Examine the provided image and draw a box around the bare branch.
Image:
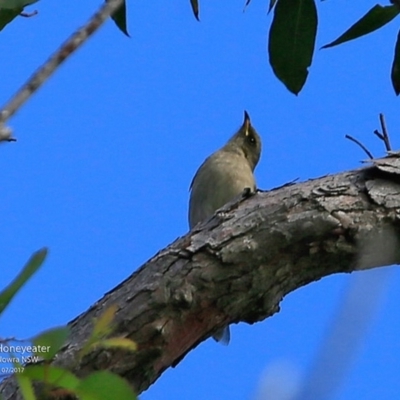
[2,156,400,399]
[345,134,374,159]
[373,114,392,152]
[0,0,124,126]
[379,113,392,152]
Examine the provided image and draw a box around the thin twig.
[0,337,27,343]
[345,135,374,159]
[20,10,38,18]
[379,113,392,152]
[243,0,252,12]
[373,129,384,141]
[0,0,124,126]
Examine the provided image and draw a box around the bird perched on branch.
[188,111,262,344]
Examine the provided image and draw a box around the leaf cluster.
[2,0,399,94]
[0,250,137,400]
[189,0,400,95]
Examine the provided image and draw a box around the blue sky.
[1,1,400,399]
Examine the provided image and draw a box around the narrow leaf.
[0,0,38,8]
[0,0,38,30]
[391,30,400,95]
[76,371,137,400]
[96,337,137,352]
[268,0,278,13]
[0,248,48,314]
[15,374,35,400]
[322,5,400,49]
[22,365,80,389]
[107,0,129,37]
[92,304,117,337]
[0,8,21,31]
[31,326,70,360]
[190,0,199,21]
[268,0,318,94]
[79,305,117,358]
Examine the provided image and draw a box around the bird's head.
[225,111,262,171]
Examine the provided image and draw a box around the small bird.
[188,111,262,344]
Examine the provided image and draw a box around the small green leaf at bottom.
[0,248,48,314]
[15,374,35,400]
[76,371,137,400]
[31,326,70,360]
[22,365,80,389]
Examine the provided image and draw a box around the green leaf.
[0,0,38,30]
[391,30,400,95]
[22,365,80,389]
[31,326,70,360]
[268,0,277,13]
[95,337,137,352]
[190,0,199,21]
[76,371,137,400]
[92,304,117,338]
[107,0,129,37]
[0,0,38,8]
[322,5,400,49]
[79,305,117,358]
[0,7,22,30]
[268,0,318,94]
[15,374,35,400]
[0,248,48,314]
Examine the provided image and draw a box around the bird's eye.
[247,134,256,145]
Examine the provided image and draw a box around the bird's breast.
[189,152,256,228]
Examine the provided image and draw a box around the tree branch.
[1,156,400,398]
[0,0,125,141]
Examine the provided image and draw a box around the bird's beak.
[243,110,251,135]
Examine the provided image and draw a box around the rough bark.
[2,154,400,399]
